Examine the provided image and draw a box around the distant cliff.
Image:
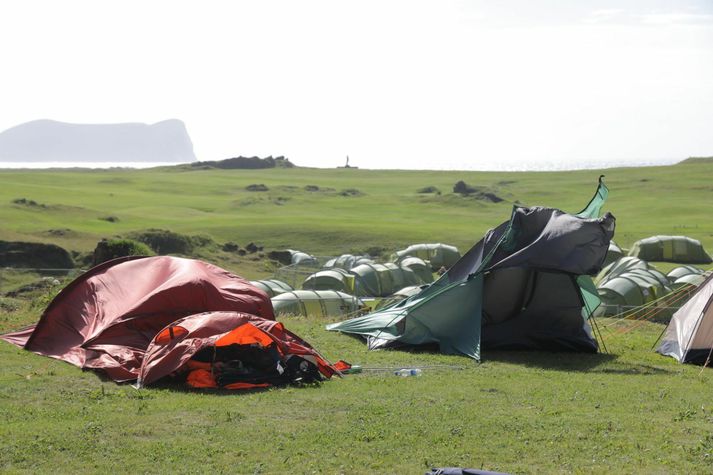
[0,119,196,163]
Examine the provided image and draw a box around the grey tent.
[272,290,363,318]
[628,236,712,264]
[392,243,461,271]
[657,272,713,365]
[374,285,428,310]
[328,179,614,360]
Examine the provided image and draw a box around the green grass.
[1,163,711,275]
[1,161,713,473]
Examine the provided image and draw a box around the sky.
[0,0,712,170]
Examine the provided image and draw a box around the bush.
[128,229,195,254]
[222,242,239,252]
[92,239,154,265]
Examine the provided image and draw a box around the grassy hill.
[0,161,711,276]
[1,161,713,473]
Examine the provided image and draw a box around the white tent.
[657,273,713,365]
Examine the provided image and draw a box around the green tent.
[389,257,433,284]
[327,178,614,360]
[323,254,374,270]
[667,265,705,283]
[602,241,624,267]
[628,236,712,264]
[302,268,355,294]
[593,257,674,316]
[594,256,649,285]
[302,261,431,297]
[250,279,293,297]
[594,270,671,316]
[272,290,363,318]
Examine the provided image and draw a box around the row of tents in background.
[253,236,711,322]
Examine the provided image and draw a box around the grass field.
[1,161,713,473]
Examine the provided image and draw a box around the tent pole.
[590,316,608,354]
[650,325,668,349]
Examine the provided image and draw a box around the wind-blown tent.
[657,273,713,365]
[137,311,337,388]
[328,179,614,360]
[1,256,337,386]
[628,236,712,264]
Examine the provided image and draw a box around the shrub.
[128,229,195,254]
[0,241,74,269]
[92,239,154,265]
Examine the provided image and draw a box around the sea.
[0,161,187,169]
[0,157,682,171]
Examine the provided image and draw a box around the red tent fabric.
[1,256,276,382]
[137,311,337,387]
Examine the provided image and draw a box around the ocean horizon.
[0,157,683,171]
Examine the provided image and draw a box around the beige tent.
[657,273,713,365]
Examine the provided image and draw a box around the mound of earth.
[127,229,217,255]
[246,184,269,192]
[0,241,74,269]
[453,181,504,203]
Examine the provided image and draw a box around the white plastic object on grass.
[394,368,422,377]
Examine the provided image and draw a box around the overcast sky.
[1,0,711,170]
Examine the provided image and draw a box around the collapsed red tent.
[1,256,337,387]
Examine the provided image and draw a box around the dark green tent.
[327,179,614,360]
[628,236,712,264]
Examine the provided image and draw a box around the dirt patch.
[339,188,364,197]
[12,198,47,208]
[417,186,441,194]
[44,228,75,237]
[99,216,120,223]
[304,185,320,192]
[246,184,269,192]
